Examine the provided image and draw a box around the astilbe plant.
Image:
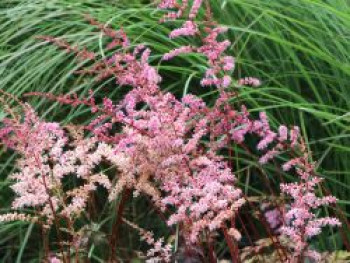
[0,1,342,262]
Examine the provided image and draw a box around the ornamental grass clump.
[0,1,342,262]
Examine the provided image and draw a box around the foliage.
[0,0,349,262]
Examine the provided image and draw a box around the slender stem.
[237,214,265,263]
[42,224,49,260]
[222,225,239,262]
[35,155,67,263]
[206,231,216,263]
[243,194,287,261]
[109,188,131,262]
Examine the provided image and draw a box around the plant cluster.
[0,1,341,262]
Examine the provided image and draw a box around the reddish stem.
[237,214,265,263]
[222,225,240,262]
[35,155,67,263]
[243,194,287,262]
[109,188,131,262]
[206,231,216,263]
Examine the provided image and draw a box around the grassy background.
[0,0,349,261]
